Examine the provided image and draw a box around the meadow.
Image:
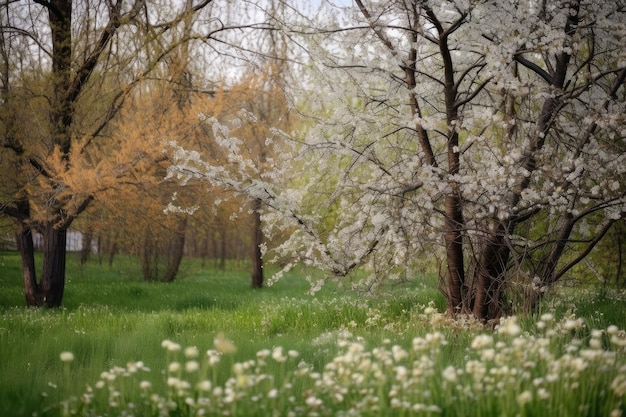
[1,250,625,417]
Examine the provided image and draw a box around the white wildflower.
[516,390,532,405]
[168,362,181,373]
[498,316,521,336]
[442,366,458,383]
[185,360,199,373]
[184,346,199,359]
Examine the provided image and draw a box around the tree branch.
[513,55,553,84]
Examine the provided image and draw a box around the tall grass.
[1,251,625,416]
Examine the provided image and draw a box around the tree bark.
[471,225,511,321]
[80,229,93,265]
[17,223,42,307]
[40,224,68,308]
[141,228,157,281]
[163,217,187,282]
[443,194,465,314]
[251,198,264,288]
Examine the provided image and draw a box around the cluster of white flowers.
[54,309,626,417]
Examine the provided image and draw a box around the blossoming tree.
[170,0,626,321]
[0,0,268,306]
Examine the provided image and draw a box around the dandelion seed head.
[185,360,199,373]
[481,348,496,361]
[197,380,211,392]
[391,345,408,361]
[498,317,521,336]
[516,390,533,405]
[611,371,626,396]
[272,346,287,362]
[184,346,199,359]
[256,349,271,360]
[161,339,181,352]
[214,333,237,354]
[60,352,74,362]
[168,362,181,373]
[471,334,493,349]
[589,338,602,350]
[442,366,458,383]
[206,349,221,365]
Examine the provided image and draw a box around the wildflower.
[268,389,279,399]
[168,362,181,373]
[471,334,493,349]
[516,390,532,405]
[392,345,408,361]
[481,348,496,361]
[412,337,428,352]
[607,325,619,336]
[60,352,74,362]
[611,367,626,396]
[272,346,287,362]
[537,388,550,400]
[562,318,583,332]
[591,329,603,338]
[589,337,602,350]
[162,339,181,352]
[425,331,447,347]
[465,360,486,381]
[611,335,626,348]
[214,332,237,354]
[305,395,322,408]
[206,349,221,366]
[197,380,211,392]
[395,366,409,382]
[442,366,458,383]
[184,346,199,359]
[569,357,587,373]
[256,349,271,360]
[423,303,437,315]
[127,361,140,373]
[185,360,199,373]
[498,317,521,336]
[139,381,152,390]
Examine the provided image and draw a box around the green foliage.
[1,252,625,416]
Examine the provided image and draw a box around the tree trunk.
[17,223,42,307]
[251,198,264,288]
[163,217,187,282]
[79,228,93,265]
[141,228,158,281]
[219,228,226,271]
[40,224,68,308]
[617,229,624,288]
[107,235,118,268]
[443,194,465,315]
[471,226,511,322]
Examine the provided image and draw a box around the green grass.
[1,250,625,417]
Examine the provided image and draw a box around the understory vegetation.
[1,251,625,416]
